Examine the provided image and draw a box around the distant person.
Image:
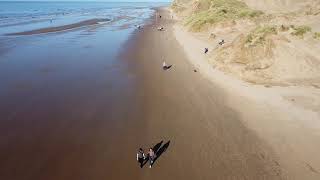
[204,48,208,54]
[136,148,146,168]
[162,61,172,70]
[218,39,225,45]
[148,148,156,168]
[163,61,167,69]
[157,26,164,31]
[135,25,142,29]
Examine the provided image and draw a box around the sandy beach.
[0,6,282,180]
[1,2,320,179]
[123,8,284,179]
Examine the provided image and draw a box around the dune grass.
[313,32,320,39]
[184,0,263,31]
[245,26,277,46]
[291,25,311,37]
[172,2,186,12]
[279,25,290,32]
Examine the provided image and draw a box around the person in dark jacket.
[136,148,146,168]
[204,48,208,54]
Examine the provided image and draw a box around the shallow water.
[0,3,166,179]
[0,1,166,35]
[0,1,168,121]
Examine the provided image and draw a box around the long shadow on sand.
[163,65,172,70]
[141,140,171,168]
[153,140,171,164]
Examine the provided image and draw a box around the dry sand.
[169,0,320,178]
[125,8,285,180]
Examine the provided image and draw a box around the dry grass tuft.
[313,32,320,39]
[291,25,312,38]
[184,0,263,31]
[245,26,277,46]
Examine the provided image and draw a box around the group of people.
[136,148,156,168]
[204,39,226,54]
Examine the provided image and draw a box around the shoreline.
[122,7,284,179]
[6,18,110,36]
[0,3,319,179]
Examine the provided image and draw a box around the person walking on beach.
[163,61,167,69]
[136,148,146,168]
[204,48,208,54]
[148,148,156,168]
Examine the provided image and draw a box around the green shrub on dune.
[291,25,311,37]
[184,0,263,31]
[246,26,277,46]
[172,2,186,12]
[313,32,320,39]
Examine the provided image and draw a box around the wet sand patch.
[6,18,110,36]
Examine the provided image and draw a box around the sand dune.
[172,0,320,87]
[243,0,320,13]
[170,1,320,179]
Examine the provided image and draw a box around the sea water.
[0,1,168,104]
[0,1,168,35]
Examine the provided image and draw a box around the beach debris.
[218,39,225,45]
[204,48,208,54]
[157,26,164,31]
[194,69,197,72]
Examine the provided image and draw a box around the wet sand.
[6,18,110,36]
[0,8,284,180]
[123,9,284,180]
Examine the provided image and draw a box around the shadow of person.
[153,141,163,152]
[139,158,144,168]
[141,156,149,168]
[163,65,172,70]
[154,140,170,163]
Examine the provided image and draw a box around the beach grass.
[246,26,277,46]
[291,25,311,37]
[313,32,320,39]
[184,0,263,31]
[279,25,290,32]
[172,2,186,12]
